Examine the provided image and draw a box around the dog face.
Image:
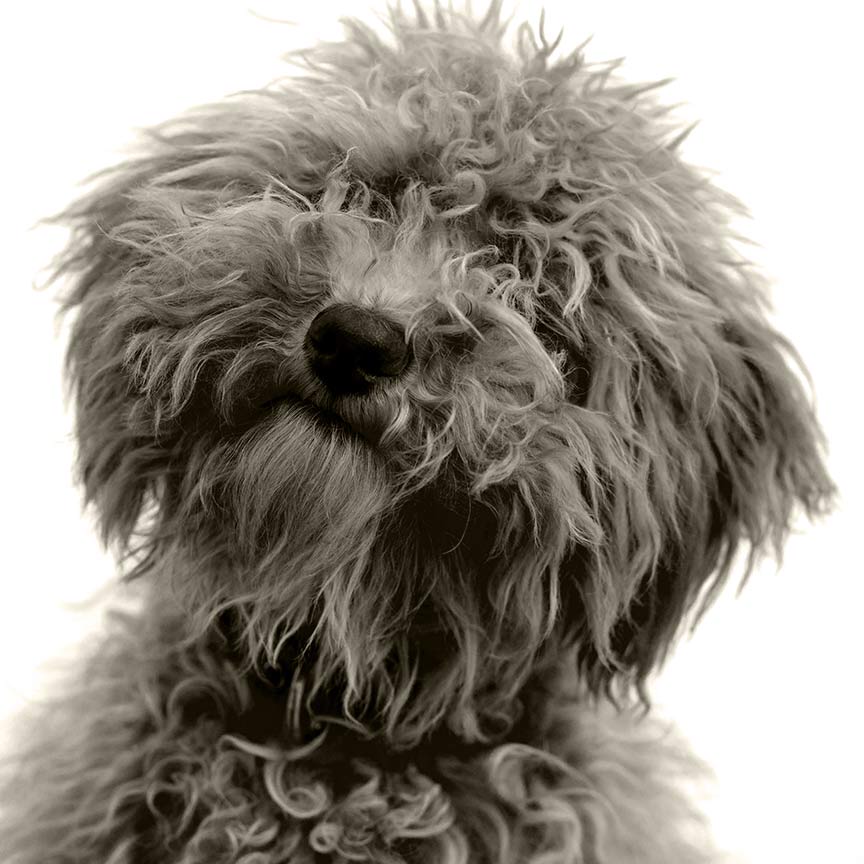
[59,9,832,743]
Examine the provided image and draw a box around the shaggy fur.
[1,4,833,862]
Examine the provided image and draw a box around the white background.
[2,3,862,863]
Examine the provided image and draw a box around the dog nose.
[304,303,410,393]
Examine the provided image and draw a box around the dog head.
[57,6,833,744]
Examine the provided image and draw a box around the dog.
[0,4,833,862]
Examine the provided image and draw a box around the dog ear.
[555,188,836,693]
[54,89,320,554]
[56,126,251,552]
[56,162,174,552]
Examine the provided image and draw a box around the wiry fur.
[1,4,833,862]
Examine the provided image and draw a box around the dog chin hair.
[1,3,833,863]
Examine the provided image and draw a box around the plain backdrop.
[2,2,862,863]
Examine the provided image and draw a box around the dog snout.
[304,303,411,394]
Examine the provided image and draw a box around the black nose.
[304,303,410,394]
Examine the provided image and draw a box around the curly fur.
[3,602,716,863]
[1,3,833,863]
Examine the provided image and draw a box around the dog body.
[2,604,710,863]
[1,6,832,863]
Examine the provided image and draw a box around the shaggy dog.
[1,5,833,863]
